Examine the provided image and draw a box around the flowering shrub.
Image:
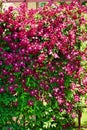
[0,1,87,129]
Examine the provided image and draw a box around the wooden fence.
[1,0,87,9]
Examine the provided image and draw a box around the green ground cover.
[81,108,87,126]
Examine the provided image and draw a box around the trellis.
[0,0,87,130]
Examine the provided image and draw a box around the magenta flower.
[74,94,80,102]
[28,100,34,106]
[82,77,87,86]
[0,87,5,93]
[71,113,76,118]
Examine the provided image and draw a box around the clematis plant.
[0,0,87,129]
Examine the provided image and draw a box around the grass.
[81,108,87,127]
[74,108,87,130]
[74,97,87,129]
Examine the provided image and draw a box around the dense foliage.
[0,0,87,129]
